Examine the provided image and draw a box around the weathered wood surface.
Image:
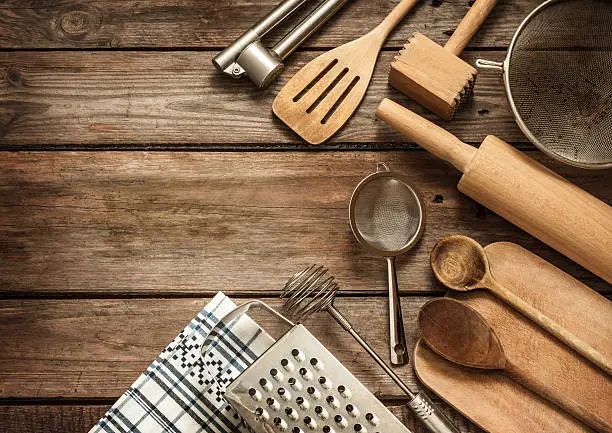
[0,50,517,147]
[0,404,482,433]
[0,1,608,432]
[2,151,609,296]
[0,297,434,398]
[0,0,538,49]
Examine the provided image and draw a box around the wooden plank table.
[0,1,610,432]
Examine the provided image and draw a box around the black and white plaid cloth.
[90,292,275,433]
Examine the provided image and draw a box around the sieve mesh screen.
[508,0,612,167]
[352,177,421,254]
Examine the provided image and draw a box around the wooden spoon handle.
[376,99,477,172]
[374,0,421,40]
[445,0,498,56]
[488,279,612,376]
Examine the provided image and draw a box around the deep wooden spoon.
[430,235,611,376]
[418,298,612,433]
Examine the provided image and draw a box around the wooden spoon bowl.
[430,235,489,291]
[418,297,506,370]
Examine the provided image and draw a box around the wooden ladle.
[430,235,611,376]
[418,298,612,433]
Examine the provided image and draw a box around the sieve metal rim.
[476,0,612,170]
[348,169,425,257]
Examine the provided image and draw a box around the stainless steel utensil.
[476,0,612,169]
[281,264,461,433]
[349,163,425,365]
[213,0,350,88]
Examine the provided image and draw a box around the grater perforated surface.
[225,325,412,433]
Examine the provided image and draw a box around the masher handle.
[444,0,498,56]
[376,99,477,172]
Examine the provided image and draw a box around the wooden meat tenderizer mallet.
[389,0,497,120]
[376,98,612,284]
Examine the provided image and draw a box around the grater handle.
[202,300,295,356]
[409,393,462,433]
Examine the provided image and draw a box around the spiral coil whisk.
[281,264,339,321]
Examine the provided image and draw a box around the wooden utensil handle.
[488,279,612,376]
[445,0,498,56]
[376,99,476,172]
[375,0,421,40]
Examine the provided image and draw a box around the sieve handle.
[444,0,498,56]
[376,99,476,173]
[388,257,409,365]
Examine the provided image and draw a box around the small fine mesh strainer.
[477,0,612,169]
[349,163,425,366]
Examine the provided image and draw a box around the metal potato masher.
[213,0,350,88]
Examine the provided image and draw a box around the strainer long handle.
[327,305,461,433]
[388,257,409,365]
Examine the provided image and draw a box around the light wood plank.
[1,151,609,296]
[0,0,538,50]
[0,297,434,398]
[0,404,482,433]
[0,50,518,146]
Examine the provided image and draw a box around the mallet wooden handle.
[376,98,476,171]
[445,0,498,56]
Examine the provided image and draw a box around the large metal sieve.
[477,0,612,169]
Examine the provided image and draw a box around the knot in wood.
[60,11,90,35]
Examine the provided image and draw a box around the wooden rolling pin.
[376,99,612,283]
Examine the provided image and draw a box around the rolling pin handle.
[376,99,477,173]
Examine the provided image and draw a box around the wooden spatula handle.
[444,0,498,56]
[375,0,421,40]
[376,99,476,172]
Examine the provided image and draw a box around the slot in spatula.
[273,0,420,144]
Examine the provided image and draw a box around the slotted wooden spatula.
[273,0,420,144]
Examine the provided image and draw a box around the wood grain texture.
[273,0,421,144]
[1,151,610,296]
[431,237,612,374]
[0,404,482,433]
[485,242,612,366]
[414,342,594,433]
[0,0,539,49]
[440,292,612,432]
[0,297,433,398]
[458,136,612,284]
[0,50,519,147]
[375,101,612,283]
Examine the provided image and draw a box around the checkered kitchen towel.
[90,292,275,433]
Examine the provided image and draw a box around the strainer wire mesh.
[351,175,422,255]
[506,0,612,168]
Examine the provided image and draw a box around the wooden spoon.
[430,235,612,376]
[419,298,612,433]
[273,0,421,144]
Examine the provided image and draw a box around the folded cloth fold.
[90,292,275,433]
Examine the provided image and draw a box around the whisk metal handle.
[328,305,415,399]
[388,257,409,365]
[328,305,460,433]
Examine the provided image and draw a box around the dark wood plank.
[0,404,482,433]
[0,0,539,49]
[0,50,516,147]
[1,151,609,296]
[0,297,435,398]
